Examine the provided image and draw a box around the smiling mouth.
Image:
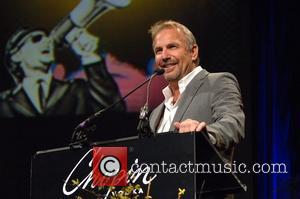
[161,62,176,68]
[41,49,50,54]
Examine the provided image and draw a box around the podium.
[30,132,247,198]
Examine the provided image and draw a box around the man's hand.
[174,119,206,133]
[65,27,101,64]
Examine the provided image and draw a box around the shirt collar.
[162,65,203,101]
[23,72,52,85]
[22,72,52,96]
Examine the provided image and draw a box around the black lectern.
[31,132,247,198]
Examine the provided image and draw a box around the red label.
[92,147,127,186]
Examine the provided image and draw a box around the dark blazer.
[0,61,125,117]
[149,69,245,162]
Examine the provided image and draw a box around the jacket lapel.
[46,79,69,109]
[10,88,38,116]
[149,102,165,132]
[169,69,209,131]
[7,79,69,116]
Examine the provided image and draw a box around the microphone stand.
[69,68,164,148]
[137,72,155,138]
[137,68,166,138]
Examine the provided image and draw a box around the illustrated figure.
[0,0,133,117]
[0,27,125,117]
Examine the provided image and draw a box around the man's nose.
[44,37,54,46]
[161,50,171,62]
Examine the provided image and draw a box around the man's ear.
[191,44,199,62]
[11,52,22,63]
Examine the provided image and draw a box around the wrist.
[81,54,101,65]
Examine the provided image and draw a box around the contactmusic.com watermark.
[92,147,288,187]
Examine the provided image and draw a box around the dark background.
[0,0,298,198]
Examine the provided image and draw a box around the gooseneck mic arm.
[137,68,164,137]
[70,68,165,147]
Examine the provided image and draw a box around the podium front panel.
[31,133,196,198]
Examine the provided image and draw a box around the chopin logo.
[92,147,127,186]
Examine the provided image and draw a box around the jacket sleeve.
[205,73,245,151]
[83,60,126,112]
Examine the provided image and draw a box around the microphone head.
[154,68,165,75]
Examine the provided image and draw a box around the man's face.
[153,28,198,83]
[16,30,54,72]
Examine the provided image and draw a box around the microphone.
[137,68,164,137]
[152,67,165,75]
[70,68,165,146]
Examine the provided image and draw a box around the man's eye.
[31,35,43,43]
[167,44,177,49]
[155,49,162,54]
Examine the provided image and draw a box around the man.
[149,20,244,168]
[0,27,125,117]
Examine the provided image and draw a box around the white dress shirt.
[23,73,52,113]
[157,66,203,133]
